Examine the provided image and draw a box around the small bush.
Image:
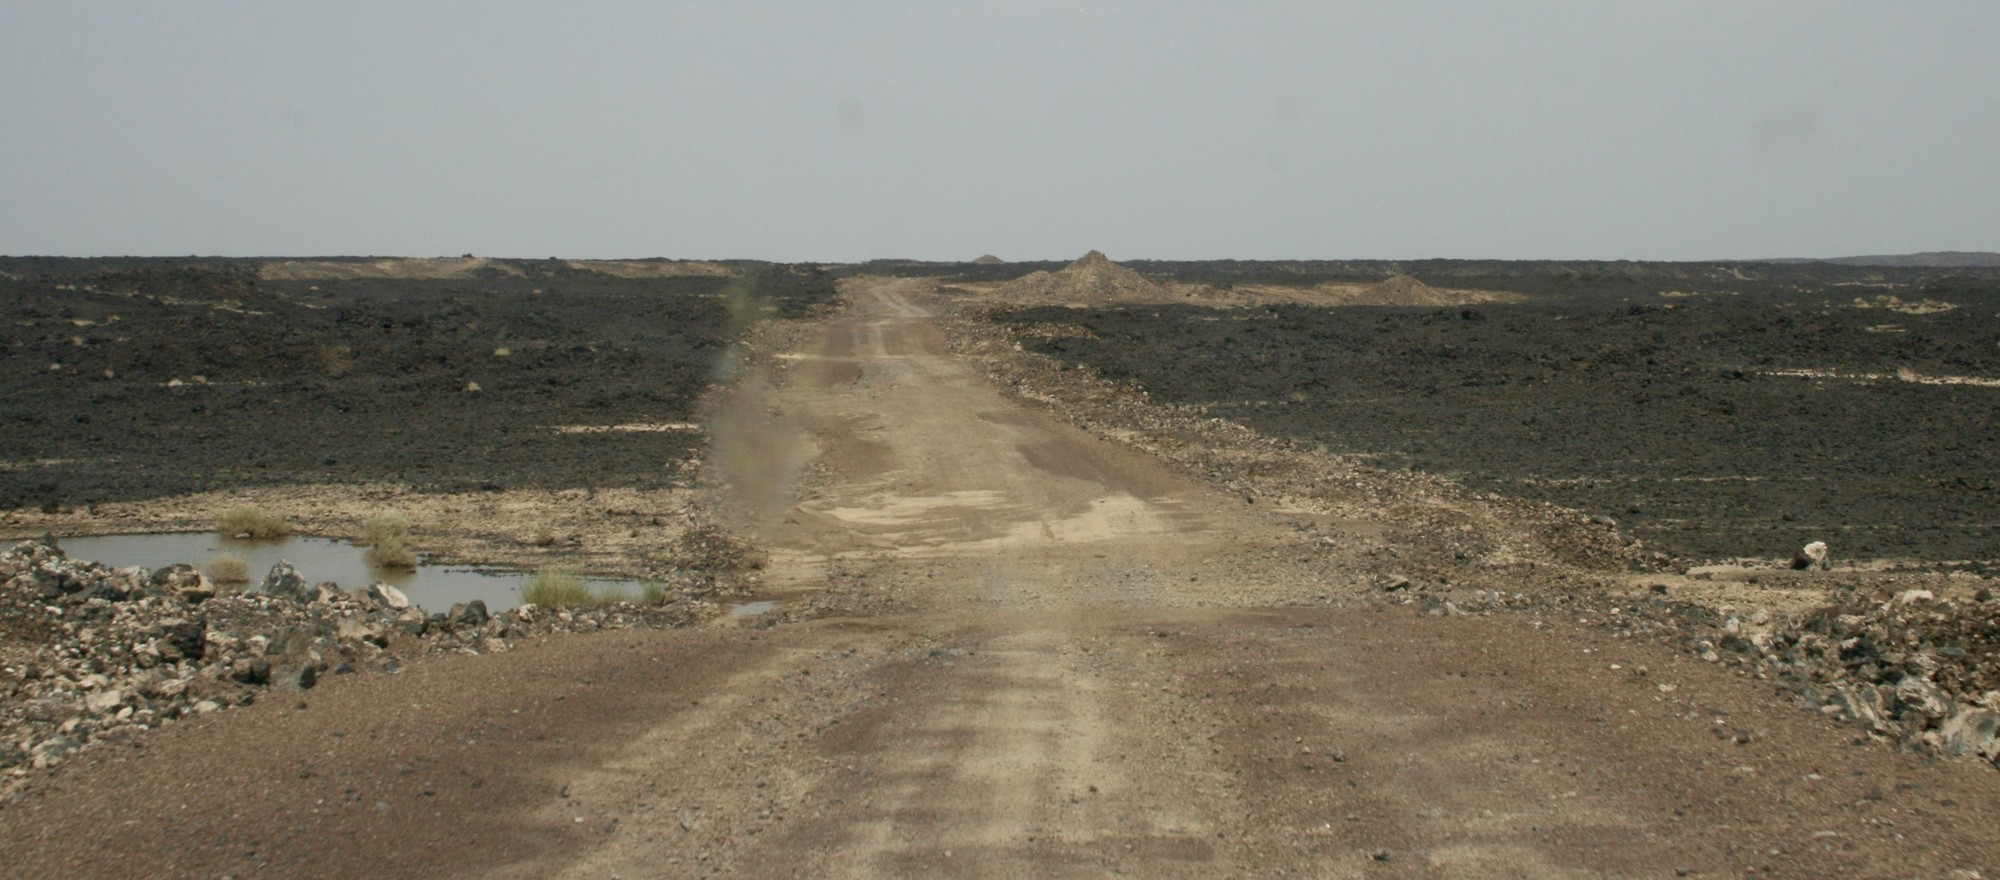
[364,536,417,569]
[215,507,290,540]
[206,553,250,585]
[640,581,669,605]
[360,511,410,546]
[522,568,592,607]
[520,568,641,607]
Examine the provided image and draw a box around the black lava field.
[0,259,836,507]
[999,271,2000,565]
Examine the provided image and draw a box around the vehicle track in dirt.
[5,277,1999,878]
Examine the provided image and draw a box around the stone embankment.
[0,539,702,791]
[1375,571,2000,770]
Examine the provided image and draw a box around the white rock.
[1939,708,2000,759]
[84,689,124,713]
[1896,677,1953,721]
[1896,589,1936,605]
[367,583,410,610]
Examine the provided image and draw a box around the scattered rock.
[0,538,700,797]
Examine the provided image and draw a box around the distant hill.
[1760,251,2000,268]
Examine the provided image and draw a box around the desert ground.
[3,255,1999,877]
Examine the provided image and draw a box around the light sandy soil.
[5,278,1999,878]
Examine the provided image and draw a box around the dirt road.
[6,278,1998,878]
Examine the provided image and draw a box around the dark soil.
[0,259,836,508]
[996,268,2000,565]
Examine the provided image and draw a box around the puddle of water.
[727,600,778,616]
[49,532,641,613]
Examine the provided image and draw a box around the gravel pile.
[0,539,705,790]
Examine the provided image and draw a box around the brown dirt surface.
[5,276,1999,877]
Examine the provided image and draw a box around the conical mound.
[996,250,1167,304]
[1357,273,1456,305]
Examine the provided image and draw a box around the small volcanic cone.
[997,250,1168,304]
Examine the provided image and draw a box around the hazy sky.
[2,2,1995,261]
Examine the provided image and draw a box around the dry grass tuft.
[215,507,290,540]
[205,554,250,585]
[364,538,417,569]
[522,568,592,607]
[359,510,418,569]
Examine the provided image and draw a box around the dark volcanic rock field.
[0,259,835,508]
[998,267,2000,565]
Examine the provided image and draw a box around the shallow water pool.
[48,532,641,613]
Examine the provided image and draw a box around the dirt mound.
[995,250,1169,304]
[259,258,525,281]
[1369,274,1442,301]
[972,254,1005,265]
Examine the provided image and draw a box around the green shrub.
[520,568,643,607]
[205,553,250,585]
[215,507,290,540]
[522,568,592,607]
[640,581,669,605]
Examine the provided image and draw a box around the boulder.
[229,658,271,686]
[261,561,319,603]
[1895,676,1953,724]
[83,689,125,714]
[1939,708,2000,760]
[1790,541,1830,570]
[150,564,216,602]
[395,607,430,637]
[449,600,490,628]
[1829,684,1893,735]
[335,617,389,649]
[366,583,411,610]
